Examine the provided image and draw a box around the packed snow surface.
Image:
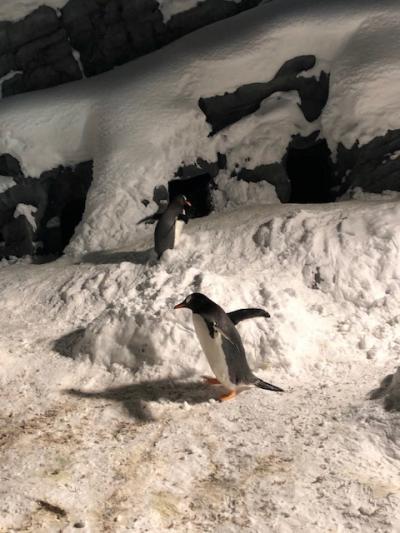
[0,198,399,532]
[0,0,400,253]
[0,1,400,531]
[0,0,68,22]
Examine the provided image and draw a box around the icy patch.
[0,175,16,193]
[14,203,37,231]
[157,0,205,22]
[0,0,68,22]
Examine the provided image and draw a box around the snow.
[0,0,400,530]
[157,0,245,23]
[0,198,400,531]
[14,203,38,230]
[0,0,68,22]
[157,0,204,22]
[0,175,16,193]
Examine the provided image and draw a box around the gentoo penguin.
[137,194,191,258]
[174,292,284,401]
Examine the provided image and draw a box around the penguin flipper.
[177,213,189,224]
[136,213,162,225]
[228,308,270,325]
[253,377,284,392]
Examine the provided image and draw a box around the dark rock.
[237,163,291,202]
[1,72,24,97]
[16,29,72,70]
[199,55,330,134]
[61,0,99,25]
[167,0,248,39]
[9,6,60,50]
[0,154,23,179]
[335,129,400,194]
[0,22,11,55]
[102,23,131,66]
[0,156,92,258]
[3,215,35,257]
[0,52,15,78]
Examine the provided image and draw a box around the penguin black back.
[154,195,191,258]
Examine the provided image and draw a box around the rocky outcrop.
[1,6,82,96]
[198,55,330,134]
[0,0,264,98]
[0,155,92,258]
[334,129,400,195]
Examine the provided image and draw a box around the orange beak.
[174,301,187,309]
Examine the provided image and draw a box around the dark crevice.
[168,173,214,218]
[284,139,334,203]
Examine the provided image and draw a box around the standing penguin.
[174,292,284,401]
[137,194,191,258]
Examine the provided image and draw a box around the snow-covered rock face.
[0,0,263,97]
[0,0,400,259]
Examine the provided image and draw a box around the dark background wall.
[0,0,263,98]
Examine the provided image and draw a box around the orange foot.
[202,375,221,385]
[218,390,237,402]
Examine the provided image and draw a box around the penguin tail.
[253,377,284,392]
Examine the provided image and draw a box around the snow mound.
[73,200,400,377]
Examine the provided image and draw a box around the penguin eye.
[185,295,192,304]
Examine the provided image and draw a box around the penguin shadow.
[80,247,155,265]
[66,379,218,422]
[368,370,400,411]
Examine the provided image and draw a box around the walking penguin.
[174,292,284,401]
[138,194,191,258]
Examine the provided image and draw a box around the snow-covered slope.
[0,197,399,531]
[1,0,400,253]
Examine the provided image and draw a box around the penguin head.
[172,194,192,208]
[174,292,213,313]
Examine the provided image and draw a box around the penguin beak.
[184,200,192,207]
[174,301,187,310]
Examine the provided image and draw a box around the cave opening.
[285,139,334,203]
[168,173,214,218]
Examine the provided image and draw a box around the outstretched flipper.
[136,212,162,225]
[228,308,270,325]
[177,213,189,224]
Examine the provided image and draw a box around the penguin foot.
[218,390,237,402]
[202,375,221,385]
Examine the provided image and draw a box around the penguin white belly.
[174,219,185,245]
[192,314,234,389]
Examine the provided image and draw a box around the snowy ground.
[1,0,400,531]
[1,199,400,532]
